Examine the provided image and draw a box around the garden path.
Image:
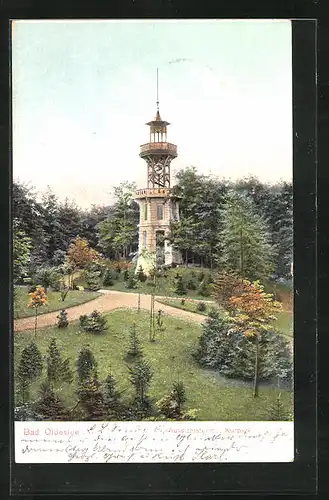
[14,290,206,332]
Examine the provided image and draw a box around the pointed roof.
[146,107,170,127]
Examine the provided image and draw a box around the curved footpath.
[14,290,206,332]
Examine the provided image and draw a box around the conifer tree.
[157,381,187,420]
[268,392,291,421]
[216,190,275,282]
[102,268,116,286]
[17,342,43,403]
[46,338,73,384]
[76,347,98,383]
[128,358,153,417]
[174,275,186,296]
[156,381,198,421]
[103,374,129,420]
[125,273,137,289]
[126,323,143,359]
[77,376,104,420]
[33,380,68,420]
[57,309,69,328]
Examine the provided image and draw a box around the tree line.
[13,167,292,283]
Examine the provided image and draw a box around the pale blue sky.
[12,20,292,208]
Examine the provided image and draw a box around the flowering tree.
[66,237,100,287]
[229,280,282,397]
[28,286,47,337]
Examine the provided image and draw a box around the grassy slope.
[14,309,292,421]
[14,287,101,319]
[157,298,293,338]
[156,298,215,316]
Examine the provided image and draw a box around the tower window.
[144,202,148,220]
[157,204,164,220]
[143,231,147,248]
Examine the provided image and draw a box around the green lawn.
[14,309,293,421]
[157,298,293,338]
[14,286,101,319]
[275,310,293,338]
[156,297,217,316]
[76,267,215,301]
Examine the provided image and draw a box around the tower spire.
[156,67,159,112]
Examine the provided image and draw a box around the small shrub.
[46,338,73,383]
[79,310,107,334]
[181,299,186,305]
[14,404,42,421]
[123,269,129,281]
[125,274,137,289]
[103,268,118,287]
[186,278,197,290]
[33,266,61,293]
[196,301,207,312]
[198,280,210,297]
[156,381,187,420]
[156,309,164,331]
[197,270,205,282]
[57,309,68,328]
[174,275,186,296]
[136,265,147,282]
[85,270,101,291]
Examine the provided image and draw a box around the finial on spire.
[156,67,159,111]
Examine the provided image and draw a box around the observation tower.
[134,69,182,274]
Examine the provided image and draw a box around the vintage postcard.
[12,19,294,463]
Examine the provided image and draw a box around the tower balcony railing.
[134,187,173,198]
[140,142,177,156]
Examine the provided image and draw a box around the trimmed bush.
[102,269,117,287]
[85,270,101,291]
[196,301,207,312]
[79,310,107,334]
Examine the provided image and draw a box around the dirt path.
[14,290,206,332]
